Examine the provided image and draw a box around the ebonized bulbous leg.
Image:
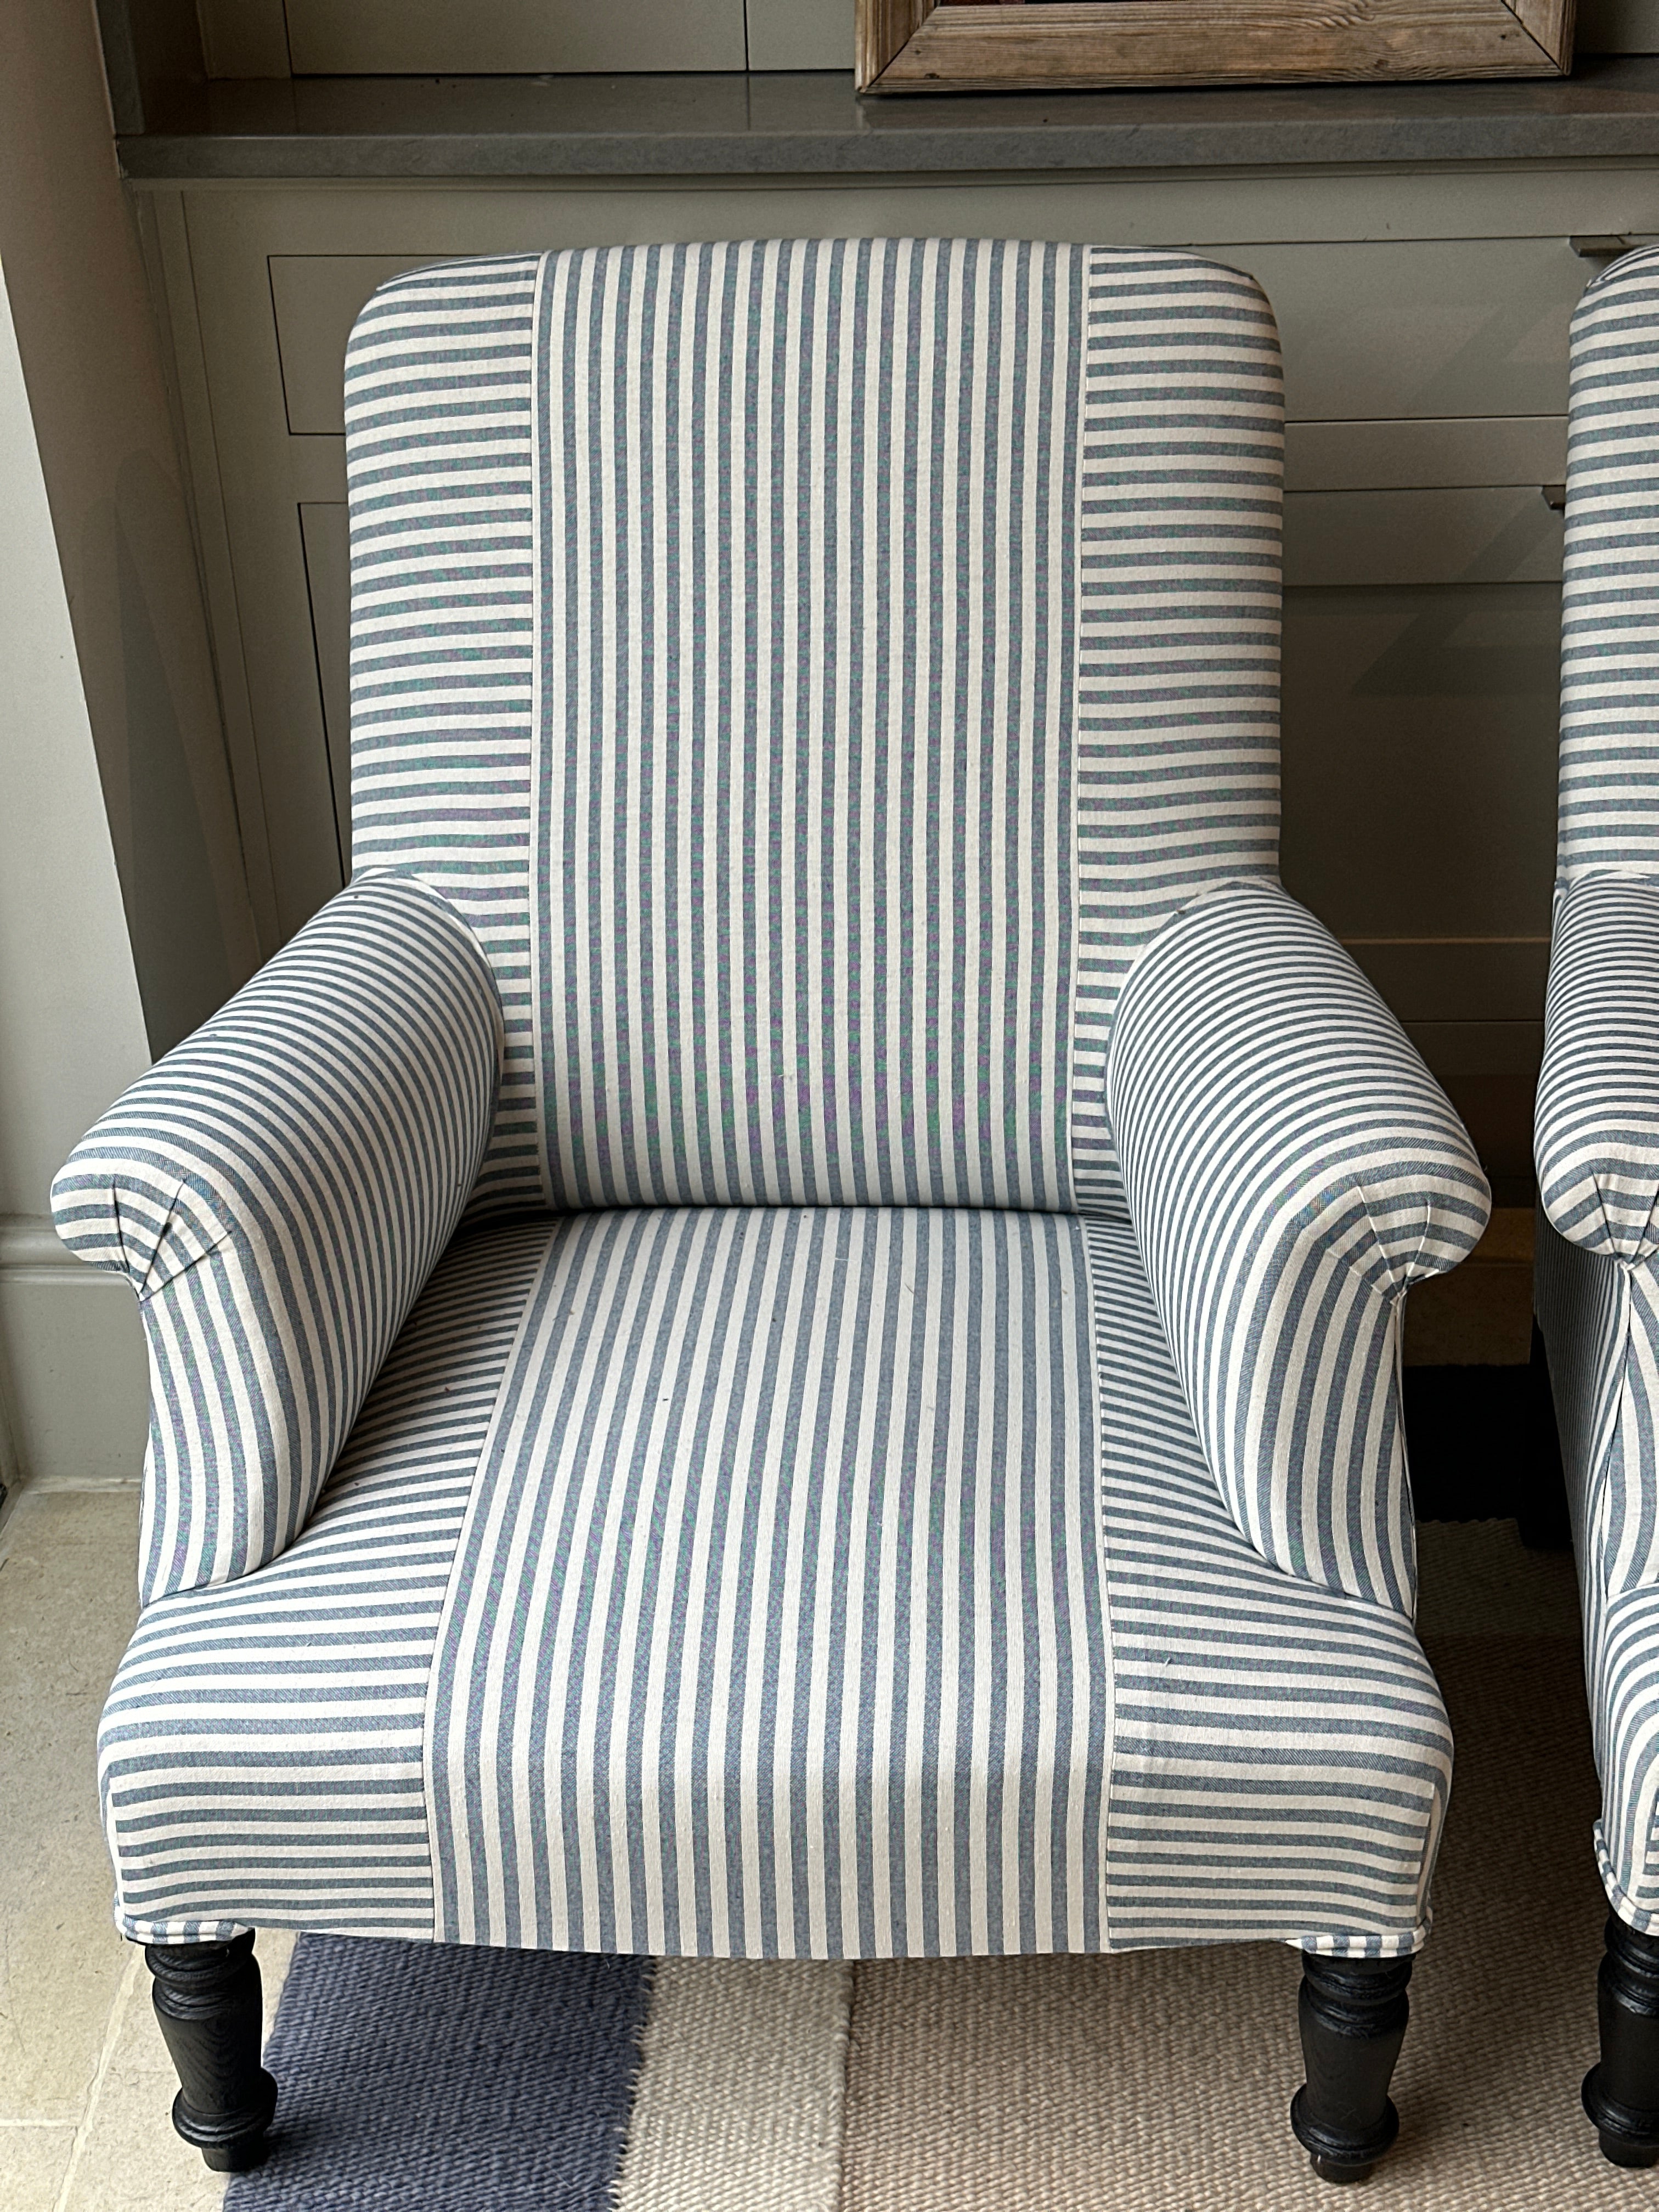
[145,1932,278,2172]
[1290,1951,1413,2183]
[1584,1915,1659,2167]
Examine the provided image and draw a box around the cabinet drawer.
[273,236,1598,442]
[1284,416,1566,494]
[1284,486,1562,588]
[1223,237,1595,421]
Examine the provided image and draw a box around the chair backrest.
[345,239,1281,1217]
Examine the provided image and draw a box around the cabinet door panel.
[283,0,746,74]
[1346,938,1549,1025]
[1280,583,1559,945]
[298,503,351,873]
[272,256,433,435]
[747,0,857,66]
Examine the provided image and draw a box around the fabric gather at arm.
[1536,873,1659,1266]
[50,873,502,1604]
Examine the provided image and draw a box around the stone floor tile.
[0,1490,140,2124]
[60,1931,296,2212]
[0,2121,77,2209]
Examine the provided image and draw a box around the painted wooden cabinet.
[132,162,1659,1187]
[195,0,855,75]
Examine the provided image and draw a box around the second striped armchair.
[1537,242,1659,2169]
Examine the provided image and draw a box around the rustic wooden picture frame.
[856,0,1573,93]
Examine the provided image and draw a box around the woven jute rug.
[224,1940,653,2210]
[230,1536,1612,2209]
[839,1634,1608,2212]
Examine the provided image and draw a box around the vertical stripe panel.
[613,1959,851,2212]
[425,1207,1106,1957]
[527,239,1077,1214]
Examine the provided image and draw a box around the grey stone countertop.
[117,57,1659,179]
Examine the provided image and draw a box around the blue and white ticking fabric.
[50,877,500,1601]
[346,239,1282,1216]
[1559,245,1659,884]
[1538,245,1659,1934]
[1113,880,1487,1616]
[1537,875,1659,1262]
[101,1209,1450,1959]
[68,240,1480,1965]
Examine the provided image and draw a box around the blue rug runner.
[225,1936,653,2209]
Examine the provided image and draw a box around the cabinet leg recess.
[1290,1950,1413,2183]
[1584,1914,1659,2168]
[145,1932,278,2172]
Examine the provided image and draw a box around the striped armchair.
[1536,244,1659,2170]
[54,241,1487,2181]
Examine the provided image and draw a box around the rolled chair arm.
[1108,879,1489,1615]
[1537,873,1659,1265]
[50,873,501,1602]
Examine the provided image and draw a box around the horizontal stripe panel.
[98,1219,550,1942]
[1537,874,1659,1265]
[1088,1215,1452,1956]
[1071,249,1284,1208]
[1561,247,1659,883]
[614,1957,851,2212]
[345,255,545,1214]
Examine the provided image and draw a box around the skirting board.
[0,1216,146,1494]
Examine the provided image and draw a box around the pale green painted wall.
[0,260,151,1496]
[0,0,258,1059]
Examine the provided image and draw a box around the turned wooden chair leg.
[1289,1950,1413,2183]
[1584,1914,1659,2166]
[145,1932,278,2172]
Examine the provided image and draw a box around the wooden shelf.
[117,57,1659,180]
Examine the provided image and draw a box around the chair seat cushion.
[100,1209,1449,1960]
